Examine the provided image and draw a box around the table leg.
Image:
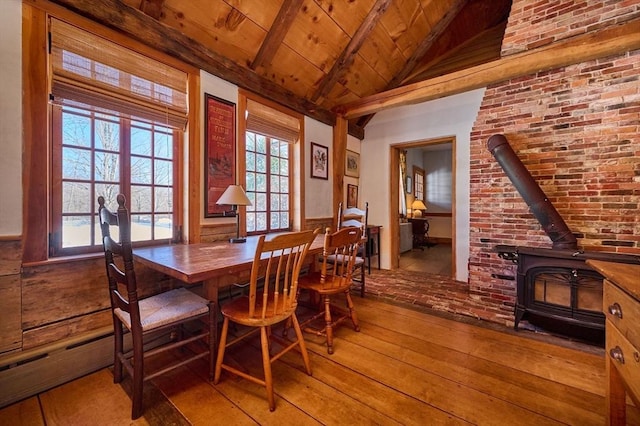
[203,279,219,358]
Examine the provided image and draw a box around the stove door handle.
[607,302,623,319]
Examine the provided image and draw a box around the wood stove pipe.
[487,134,578,250]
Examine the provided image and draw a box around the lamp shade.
[216,185,252,206]
[411,199,427,211]
[411,199,427,218]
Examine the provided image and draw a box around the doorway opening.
[388,137,456,277]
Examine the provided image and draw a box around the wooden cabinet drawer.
[604,279,640,350]
[606,320,640,401]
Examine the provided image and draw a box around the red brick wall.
[467,0,640,325]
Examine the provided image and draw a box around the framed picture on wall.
[345,150,360,177]
[347,184,358,208]
[310,142,329,179]
[204,94,236,218]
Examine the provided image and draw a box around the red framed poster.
[204,94,236,217]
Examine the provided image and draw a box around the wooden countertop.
[586,259,640,300]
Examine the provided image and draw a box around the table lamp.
[411,199,427,218]
[216,185,252,243]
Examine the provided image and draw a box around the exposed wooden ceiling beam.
[350,0,467,135]
[250,0,303,70]
[138,0,164,20]
[49,0,339,130]
[310,0,392,103]
[337,17,640,119]
[385,0,467,89]
[402,0,510,85]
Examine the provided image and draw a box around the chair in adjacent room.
[98,195,215,420]
[214,229,319,411]
[298,226,362,354]
[409,217,432,250]
[337,201,369,296]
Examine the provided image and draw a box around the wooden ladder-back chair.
[214,229,319,411]
[337,201,369,296]
[298,226,362,354]
[98,195,215,420]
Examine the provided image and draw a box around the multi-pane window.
[48,18,187,256]
[245,132,291,233]
[414,166,425,201]
[52,104,177,255]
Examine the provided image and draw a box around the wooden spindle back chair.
[337,201,369,296]
[214,229,319,411]
[298,226,362,354]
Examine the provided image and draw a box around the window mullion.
[265,139,272,233]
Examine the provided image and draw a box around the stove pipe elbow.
[487,134,578,251]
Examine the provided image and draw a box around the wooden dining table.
[133,232,325,309]
[134,232,323,354]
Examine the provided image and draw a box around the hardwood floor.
[399,243,452,275]
[3,295,637,425]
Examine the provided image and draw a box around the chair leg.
[260,326,275,411]
[323,295,335,354]
[344,290,360,332]
[113,321,124,384]
[214,317,230,384]
[131,334,144,420]
[208,303,216,381]
[290,313,312,375]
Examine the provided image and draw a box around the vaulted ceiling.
[50,0,512,138]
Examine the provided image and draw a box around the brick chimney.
[466,0,640,326]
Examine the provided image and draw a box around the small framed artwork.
[406,176,412,193]
[310,142,329,180]
[347,184,358,208]
[345,150,360,178]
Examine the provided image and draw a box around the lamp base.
[229,237,246,243]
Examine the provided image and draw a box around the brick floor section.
[363,268,515,327]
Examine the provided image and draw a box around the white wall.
[424,149,452,239]
[0,0,22,236]
[361,89,485,282]
[304,117,333,219]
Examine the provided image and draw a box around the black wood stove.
[488,135,640,342]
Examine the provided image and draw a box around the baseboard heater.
[0,326,114,408]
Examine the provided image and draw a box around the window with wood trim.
[245,133,292,233]
[242,96,300,235]
[48,18,186,256]
[414,166,425,201]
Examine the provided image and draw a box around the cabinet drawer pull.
[635,352,639,363]
[607,302,623,318]
[610,346,625,364]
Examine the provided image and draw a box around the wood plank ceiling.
[49,0,512,138]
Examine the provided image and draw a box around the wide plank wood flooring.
[2,296,638,425]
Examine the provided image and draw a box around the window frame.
[414,166,425,201]
[50,104,181,256]
[22,7,194,263]
[237,91,304,237]
[244,132,293,235]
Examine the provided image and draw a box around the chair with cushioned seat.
[98,195,215,420]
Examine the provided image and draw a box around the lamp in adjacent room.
[411,199,427,218]
[216,185,252,243]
